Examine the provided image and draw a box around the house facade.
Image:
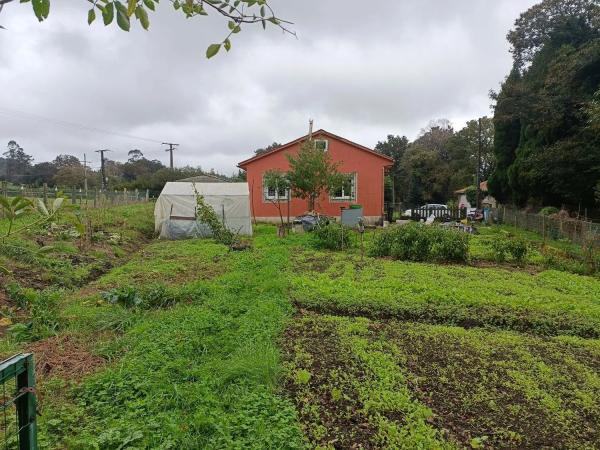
[238,130,394,224]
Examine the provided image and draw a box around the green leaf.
[35,198,49,217]
[114,1,131,31]
[143,0,155,11]
[41,0,50,19]
[206,43,221,59]
[88,8,96,25]
[32,0,49,21]
[0,196,10,211]
[37,246,58,255]
[223,39,231,52]
[102,2,114,25]
[52,197,64,212]
[135,6,150,30]
[127,0,137,16]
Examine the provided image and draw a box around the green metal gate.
[0,354,37,450]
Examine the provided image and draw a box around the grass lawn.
[1,209,599,449]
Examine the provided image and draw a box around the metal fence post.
[42,184,48,208]
[16,354,37,450]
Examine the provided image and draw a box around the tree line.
[0,141,240,193]
[374,117,494,208]
[377,0,600,213]
[488,0,600,211]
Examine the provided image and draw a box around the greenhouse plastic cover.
[155,182,253,239]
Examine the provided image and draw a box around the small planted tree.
[263,169,290,236]
[0,196,32,240]
[286,139,345,212]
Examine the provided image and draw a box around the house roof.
[160,181,248,196]
[237,129,394,169]
[176,174,228,183]
[455,180,488,194]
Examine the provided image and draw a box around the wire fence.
[0,354,37,450]
[495,206,600,247]
[1,182,151,211]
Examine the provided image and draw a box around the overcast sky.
[0,0,537,175]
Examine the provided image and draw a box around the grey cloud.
[0,0,538,173]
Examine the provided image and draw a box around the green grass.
[34,226,305,449]
[2,215,600,448]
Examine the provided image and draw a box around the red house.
[238,129,394,224]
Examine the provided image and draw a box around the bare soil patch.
[26,334,105,381]
[382,322,600,449]
[282,313,377,449]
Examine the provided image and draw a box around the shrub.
[507,238,528,263]
[490,238,508,262]
[370,223,469,263]
[312,223,355,251]
[489,236,528,264]
[540,206,559,216]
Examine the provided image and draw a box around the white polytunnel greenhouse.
[154,182,253,239]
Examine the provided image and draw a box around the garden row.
[313,221,600,275]
[283,312,600,449]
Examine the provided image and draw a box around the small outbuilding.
[154,182,253,239]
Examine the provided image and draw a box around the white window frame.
[314,139,329,151]
[330,173,357,201]
[263,178,289,201]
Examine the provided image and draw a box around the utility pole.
[95,149,111,191]
[83,153,89,197]
[476,118,482,210]
[162,142,179,169]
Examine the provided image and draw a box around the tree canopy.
[374,118,494,207]
[254,142,281,156]
[286,139,344,211]
[488,0,600,209]
[0,0,293,58]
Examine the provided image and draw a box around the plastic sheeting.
[154,182,253,239]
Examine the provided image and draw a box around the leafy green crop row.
[290,248,600,337]
[284,313,600,449]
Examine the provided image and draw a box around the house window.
[331,173,356,201]
[264,183,289,201]
[315,139,328,151]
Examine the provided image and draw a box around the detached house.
[237,129,394,224]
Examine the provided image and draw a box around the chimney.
[308,118,314,140]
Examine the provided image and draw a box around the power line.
[0,107,164,144]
